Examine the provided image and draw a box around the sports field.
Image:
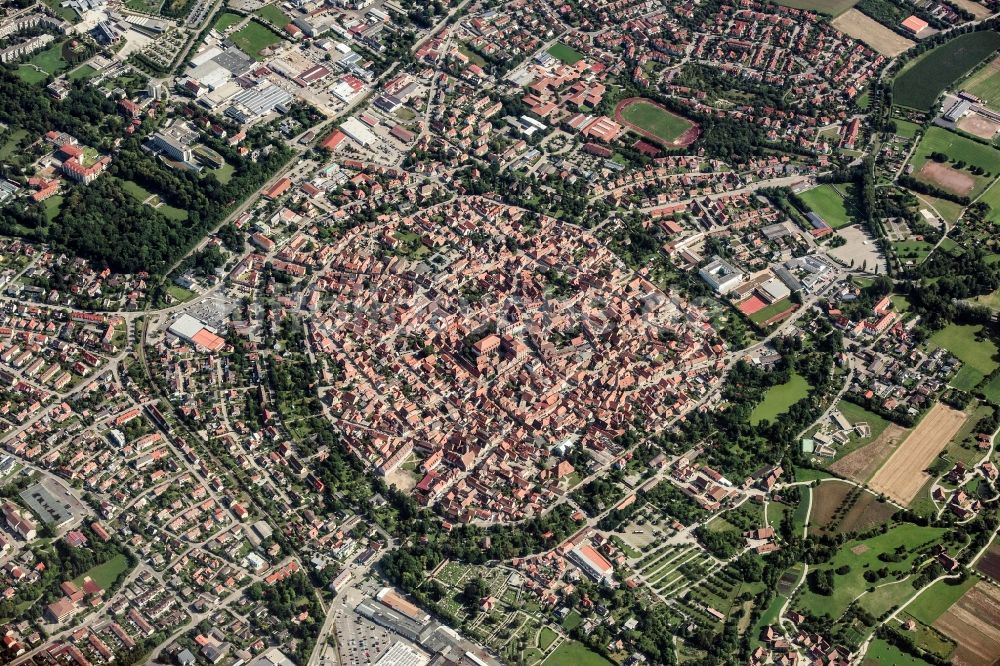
[964,56,1000,112]
[231,21,283,59]
[620,100,694,144]
[868,402,967,505]
[547,43,584,65]
[798,184,858,229]
[894,31,1000,111]
[749,372,811,425]
[909,126,1000,198]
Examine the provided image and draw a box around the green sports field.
[908,126,1000,198]
[620,101,694,144]
[750,372,811,425]
[894,31,1000,111]
[231,21,284,59]
[798,184,859,229]
[547,43,584,65]
[962,56,1000,111]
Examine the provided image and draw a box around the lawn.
[166,284,196,303]
[68,64,97,81]
[982,372,1000,403]
[543,641,612,666]
[43,195,63,222]
[962,56,1000,112]
[458,43,487,67]
[538,627,558,650]
[893,31,1000,111]
[864,638,934,666]
[928,323,999,390]
[231,21,284,59]
[121,179,153,203]
[73,554,130,590]
[905,576,977,625]
[213,11,244,32]
[893,119,923,140]
[254,4,290,26]
[561,610,582,631]
[547,43,584,65]
[796,524,946,620]
[620,100,694,144]
[769,0,858,14]
[125,0,162,12]
[750,372,812,425]
[0,128,28,161]
[213,163,236,184]
[893,240,934,264]
[980,179,1000,224]
[798,183,859,229]
[908,126,1000,198]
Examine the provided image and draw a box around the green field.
[547,43,584,65]
[906,574,976,626]
[214,11,244,32]
[749,297,794,326]
[538,627,558,650]
[909,126,1000,198]
[893,240,934,264]
[213,163,236,184]
[894,31,1000,111]
[796,524,945,620]
[0,128,28,161]
[750,372,812,425]
[980,179,1000,224]
[458,44,486,67]
[929,323,999,390]
[16,40,69,83]
[864,638,934,666]
[799,184,859,229]
[962,56,1000,111]
[543,641,612,666]
[231,21,284,59]
[830,400,890,460]
[915,193,965,225]
[125,0,162,12]
[73,554,130,590]
[254,4,290,26]
[620,101,694,144]
[68,64,97,81]
[769,0,858,14]
[121,179,153,202]
[43,195,63,222]
[893,119,923,140]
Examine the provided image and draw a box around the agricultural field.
[933,582,1000,666]
[928,323,999,390]
[908,127,1000,199]
[831,10,913,56]
[808,480,894,535]
[230,21,284,59]
[894,31,1000,111]
[976,539,1000,579]
[963,56,1000,112]
[798,184,859,229]
[771,0,858,15]
[749,372,811,425]
[547,43,583,65]
[619,100,695,145]
[868,402,967,504]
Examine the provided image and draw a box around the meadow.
[749,372,811,425]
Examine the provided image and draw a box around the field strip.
[868,403,967,505]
